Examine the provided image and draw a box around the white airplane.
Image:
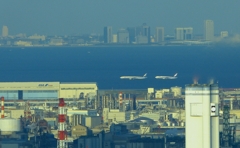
[120,73,147,80]
[155,73,178,79]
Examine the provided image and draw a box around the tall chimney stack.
[58,98,67,148]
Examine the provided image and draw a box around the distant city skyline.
[0,20,237,38]
[0,1,240,35]
[0,20,230,39]
[2,19,239,47]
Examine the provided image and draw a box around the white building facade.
[204,20,214,41]
[175,28,184,40]
[185,84,219,148]
[2,26,8,37]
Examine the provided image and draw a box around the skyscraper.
[183,27,193,40]
[204,20,214,41]
[127,27,136,44]
[175,28,184,40]
[134,24,151,44]
[175,27,193,40]
[103,26,112,43]
[185,83,219,148]
[142,23,150,44]
[2,26,8,37]
[155,27,164,43]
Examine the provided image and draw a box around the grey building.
[75,131,104,148]
[175,27,193,40]
[134,24,151,44]
[127,27,136,43]
[156,27,164,43]
[142,24,151,44]
[136,35,148,44]
[104,26,112,43]
[184,27,193,40]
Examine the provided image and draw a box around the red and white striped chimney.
[58,98,66,148]
[1,96,4,118]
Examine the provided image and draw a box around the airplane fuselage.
[155,76,177,79]
[120,76,147,80]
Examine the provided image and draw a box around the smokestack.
[1,97,4,118]
[58,98,67,148]
[209,78,214,84]
[193,77,198,84]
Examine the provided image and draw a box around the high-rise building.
[112,34,118,43]
[155,27,164,43]
[142,23,150,44]
[117,29,129,44]
[2,26,8,37]
[103,26,112,43]
[127,27,136,43]
[204,20,214,41]
[134,24,151,44]
[175,27,193,40]
[175,28,184,40]
[185,83,219,148]
[183,27,193,40]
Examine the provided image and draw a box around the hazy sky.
[1,1,240,36]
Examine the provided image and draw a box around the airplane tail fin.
[174,73,178,77]
[143,73,147,77]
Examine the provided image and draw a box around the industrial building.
[102,108,131,123]
[185,83,219,148]
[0,82,98,100]
[71,124,93,138]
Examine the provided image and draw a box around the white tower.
[185,84,219,148]
[175,28,184,40]
[204,20,214,41]
[2,26,8,37]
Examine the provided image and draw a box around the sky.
[0,0,240,36]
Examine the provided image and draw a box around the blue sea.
[0,45,240,89]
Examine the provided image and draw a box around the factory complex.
[1,81,240,148]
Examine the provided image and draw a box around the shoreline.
[0,44,214,48]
